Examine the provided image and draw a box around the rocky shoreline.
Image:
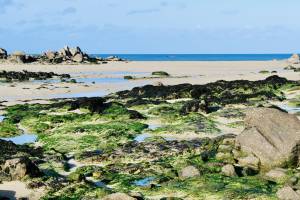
[0,75,299,199]
[0,46,126,65]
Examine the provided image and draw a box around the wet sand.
[0,60,299,104]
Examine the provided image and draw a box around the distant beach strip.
[91,54,295,61]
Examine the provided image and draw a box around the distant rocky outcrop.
[0,46,126,64]
[235,108,300,171]
[41,46,90,64]
[288,54,300,64]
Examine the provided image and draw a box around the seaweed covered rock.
[152,71,170,76]
[125,98,165,107]
[117,76,296,106]
[86,137,216,163]
[0,70,70,82]
[68,97,106,113]
[180,100,218,114]
[66,97,145,119]
[235,108,300,171]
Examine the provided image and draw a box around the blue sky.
[0,0,299,53]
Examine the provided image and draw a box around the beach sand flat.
[0,61,299,104]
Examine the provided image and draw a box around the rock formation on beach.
[0,46,125,64]
[288,53,300,64]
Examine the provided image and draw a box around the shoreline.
[0,60,299,104]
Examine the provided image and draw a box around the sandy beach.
[0,60,299,104]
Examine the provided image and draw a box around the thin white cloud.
[127,8,160,15]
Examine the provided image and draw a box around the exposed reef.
[0,70,70,82]
[0,75,299,199]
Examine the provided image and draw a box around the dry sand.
[0,181,45,200]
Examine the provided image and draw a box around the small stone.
[216,152,233,162]
[264,168,288,183]
[221,164,237,177]
[287,176,298,186]
[218,145,232,153]
[222,138,236,146]
[179,166,200,179]
[238,155,260,171]
[153,82,164,86]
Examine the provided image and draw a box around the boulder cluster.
[0,46,125,64]
[214,108,300,200]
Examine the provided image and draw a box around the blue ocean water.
[91,54,293,61]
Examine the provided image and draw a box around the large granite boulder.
[0,48,7,59]
[72,53,84,63]
[235,108,300,171]
[44,51,57,60]
[288,54,300,64]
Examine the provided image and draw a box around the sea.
[92,54,293,61]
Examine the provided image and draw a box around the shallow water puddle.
[148,123,161,130]
[278,104,300,114]
[134,122,178,142]
[134,133,152,142]
[86,177,108,188]
[75,77,128,84]
[0,115,5,122]
[0,123,38,145]
[133,177,155,187]
[52,90,109,99]
[1,134,37,145]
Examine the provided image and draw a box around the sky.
[0,0,299,54]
